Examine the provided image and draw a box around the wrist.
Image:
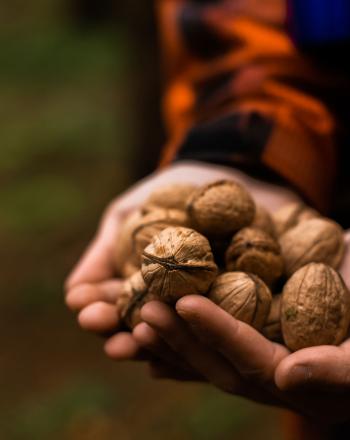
[115,160,301,216]
[168,160,302,212]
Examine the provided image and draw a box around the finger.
[141,301,249,395]
[104,332,148,360]
[133,322,201,374]
[66,280,123,311]
[275,345,350,392]
[176,296,289,386]
[149,360,206,382]
[78,302,119,333]
[65,211,120,289]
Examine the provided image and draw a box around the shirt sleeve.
[156,0,338,214]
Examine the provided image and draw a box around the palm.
[65,162,350,422]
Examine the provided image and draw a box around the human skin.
[65,161,350,424]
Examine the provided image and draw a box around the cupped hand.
[135,293,350,423]
[132,232,350,423]
[64,160,301,378]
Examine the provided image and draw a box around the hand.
[132,232,350,424]
[65,160,300,369]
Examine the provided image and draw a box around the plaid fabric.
[156,0,350,216]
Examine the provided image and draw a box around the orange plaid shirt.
[157,0,350,221]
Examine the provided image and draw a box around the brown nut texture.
[280,218,345,277]
[208,272,272,330]
[142,183,197,213]
[251,205,277,238]
[273,202,319,237]
[281,263,350,351]
[116,271,156,329]
[142,227,218,303]
[262,294,282,342]
[122,261,140,278]
[187,180,255,238]
[225,227,284,287]
[114,210,143,277]
[132,209,189,263]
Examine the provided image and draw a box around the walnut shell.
[187,180,255,238]
[208,272,272,330]
[225,227,284,287]
[273,202,319,237]
[132,208,189,263]
[262,294,282,342]
[121,261,140,279]
[114,210,143,277]
[116,271,156,329]
[142,227,218,303]
[280,218,345,277]
[251,205,277,238]
[281,263,350,351]
[142,183,197,213]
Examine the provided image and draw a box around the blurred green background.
[0,1,284,438]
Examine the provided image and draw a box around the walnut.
[141,227,218,303]
[114,210,143,277]
[279,218,345,277]
[225,227,284,287]
[273,202,319,237]
[142,183,197,213]
[132,208,189,264]
[251,205,277,238]
[187,180,255,238]
[121,261,139,278]
[281,263,350,351]
[116,271,156,329]
[262,294,282,342]
[208,272,272,330]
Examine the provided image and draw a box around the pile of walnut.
[115,180,350,352]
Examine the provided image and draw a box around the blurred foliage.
[0,1,284,438]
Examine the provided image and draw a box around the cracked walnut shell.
[208,272,272,330]
[116,271,156,329]
[279,218,345,277]
[225,227,284,287]
[114,210,143,278]
[187,180,255,238]
[141,227,218,303]
[281,263,350,351]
